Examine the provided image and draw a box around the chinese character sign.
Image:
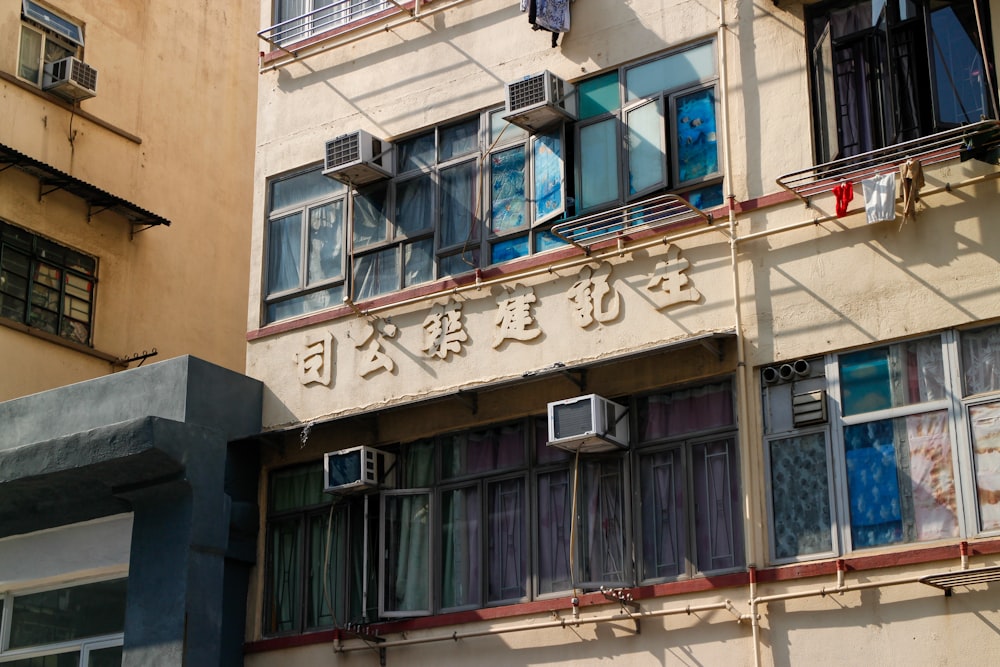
[353,318,398,377]
[493,283,542,348]
[295,330,334,386]
[567,261,621,328]
[422,299,468,360]
[646,244,701,310]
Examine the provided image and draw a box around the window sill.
[0,317,121,366]
[0,71,141,145]
[245,537,1000,654]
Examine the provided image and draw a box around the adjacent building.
[245,0,1000,665]
[0,1,260,665]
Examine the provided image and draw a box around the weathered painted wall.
[0,0,259,400]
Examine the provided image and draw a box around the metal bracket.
[600,587,641,634]
[454,389,478,414]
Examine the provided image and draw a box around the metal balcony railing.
[551,193,713,252]
[777,119,1000,202]
[259,0,397,51]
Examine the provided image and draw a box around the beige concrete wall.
[0,0,259,400]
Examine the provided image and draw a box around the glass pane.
[439,250,479,277]
[536,469,572,594]
[403,239,433,287]
[578,459,626,585]
[18,25,42,83]
[4,652,80,667]
[931,2,990,125]
[840,337,944,416]
[962,324,1000,396]
[270,464,328,511]
[10,579,127,649]
[692,438,744,572]
[306,200,344,285]
[535,229,567,252]
[440,119,479,161]
[638,381,734,441]
[769,432,833,559]
[491,235,529,264]
[676,88,719,183]
[401,440,435,487]
[686,182,725,209]
[354,247,399,299]
[626,42,716,100]
[383,492,431,613]
[488,477,527,601]
[23,0,83,44]
[533,131,564,223]
[490,109,526,143]
[266,284,343,323]
[271,169,344,212]
[440,161,478,247]
[578,71,620,119]
[578,119,619,210]
[490,147,526,233]
[441,485,481,609]
[970,400,1000,531]
[627,98,665,195]
[397,132,435,173]
[266,518,301,633]
[844,412,958,548]
[353,185,389,248]
[395,174,433,237]
[442,423,525,479]
[267,212,302,294]
[307,510,345,628]
[640,448,685,579]
[88,645,123,667]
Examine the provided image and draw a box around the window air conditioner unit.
[323,446,396,495]
[43,56,97,102]
[323,130,392,186]
[547,394,628,453]
[503,71,575,133]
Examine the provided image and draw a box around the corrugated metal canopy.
[0,142,170,228]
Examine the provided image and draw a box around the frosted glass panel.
[579,119,619,209]
[627,99,665,194]
[769,432,833,559]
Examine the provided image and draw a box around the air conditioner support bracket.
[559,368,587,391]
[699,337,725,362]
[454,390,478,414]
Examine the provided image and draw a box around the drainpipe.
[749,565,762,667]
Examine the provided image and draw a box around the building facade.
[244,0,1000,665]
[0,1,261,666]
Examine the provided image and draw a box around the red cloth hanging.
[833,180,853,217]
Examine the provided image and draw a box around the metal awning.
[0,143,170,230]
[920,565,1000,596]
[551,193,714,253]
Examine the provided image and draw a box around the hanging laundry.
[862,172,896,224]
[521,0,570,47]
[899,158,924,224]
[832,180,853,217]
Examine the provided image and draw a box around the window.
[271,0,392,47]
[573,42,725,214]
[263,111,567,323]
[0,578,126,666]
[262,379,741,632]
[807,0,996,163]
[0,220,97,345]
[17,0,84,88]
[764,324,1000,563]
[263,464,377,633]
[264,168,347,323]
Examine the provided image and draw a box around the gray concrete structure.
[0,356,263,667]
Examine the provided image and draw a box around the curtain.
[353,186,388,248]
[268,520,301,633]
[18,27,42,82]
[692,438,743,571]
[640,381,734,441]
[536,469,572,593]
[962,325,1000,395]
[442,486,481,609]
[395,175,433,237]
[306,201,344,286]
[768,432,833,559]
[640,449,685,578]
[906,411,958,541]
[970,400,1000,530]
[384,492,430,613]
[267,213,302,295]
[440,161,478,248]
[579,460,625,585]
[353,247,398,300]
[488,478,526,601]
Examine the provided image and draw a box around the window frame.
[763,325,1000,564]
[17,0,84,88]
[0,577,126,666]
[0,219,97,346]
